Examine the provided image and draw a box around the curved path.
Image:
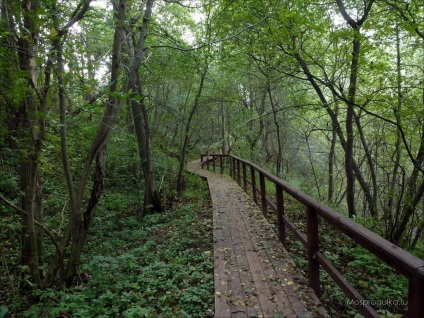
[188,160,327,318]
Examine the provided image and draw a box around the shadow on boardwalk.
[188,160,327,318]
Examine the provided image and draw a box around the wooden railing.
[200,153,424,318]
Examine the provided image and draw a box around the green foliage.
[12,174,213,317]
[0,168,19,197]
[0,305,9,318]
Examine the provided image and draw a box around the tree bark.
[17,0,44,286]
[177,63,209,195]
[328,106,338,203]
[126,0,163,213]
[267,83,283,176]
[62,0,124,286]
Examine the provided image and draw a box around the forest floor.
[1,174,215,317]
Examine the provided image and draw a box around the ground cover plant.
[1,174,214,318]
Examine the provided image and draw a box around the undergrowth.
[1,174,214,318]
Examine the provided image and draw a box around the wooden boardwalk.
[188,160,327,318]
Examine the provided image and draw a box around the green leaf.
[0,305,9,318]
[132,94,142,102]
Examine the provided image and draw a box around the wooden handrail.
[201,153,424,318]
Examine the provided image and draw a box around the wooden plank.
[223,154,424,318]
[259,172,267,218]
[250,166,257,204]
[227,202,263,316]
[191,159,326,317]
[307,206,320,297]
[408,273,424,318]
[234,211,279,317]
[242,162,247,192]
[220,207,248,317]
[275,184,286,246]
[213,205,232,317]
[238,207,296,317]
[243,201,323,317]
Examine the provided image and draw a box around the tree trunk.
[344,30,361,218]
[131,87,163,212]
[17,0,44,286]
[293,49,376,217]
[267,83,283,176]
[60,0,125,286]
[353,110,378,217]
[386,23,403,237]
[177,63,209,195]
[328,107,338,203]
[221,99,226,154]
[126,0,162,213]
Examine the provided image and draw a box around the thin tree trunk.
[293,49,376,217]
[386,23,403,236]
[62,0,124,286]
[177,63,209,195]
[126,0,162,212]
[305,133,322,200]
[344,30,361,218]
[353,110,378,217]
[267,83,283,176]
[17,0,43,286]
[221,100,226,154]
[328,109,338,203]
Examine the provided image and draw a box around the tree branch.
[162,0,217,9]
[0,193,62,262]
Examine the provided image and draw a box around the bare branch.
[162,0,217,9]
[0,193,62,261]
[148,13,271,51]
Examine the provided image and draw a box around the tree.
[0,0,130,287]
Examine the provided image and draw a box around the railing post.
[242,162,247,192]
[259,172,268,217]
[213,155,216,172]
[408,271,424,317]
[220,155,223,174]
[250,166,257,204]
[237,160,241,186]
[206,151,210,170]
[231,157,235,178]
[307,205,320,297]
[201,154,204,168]
[276,184,286,246]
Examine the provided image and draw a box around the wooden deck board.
[239,206,298,317]
[213,201,232,317]
[220,201,248,317]
[228,211,262,316]
[188,160,327,318]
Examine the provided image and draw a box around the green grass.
[3,175,214,318]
